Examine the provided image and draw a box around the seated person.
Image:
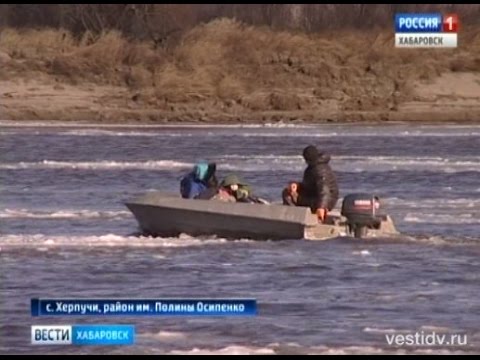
[212,187,237,202]
[219,174,252,202]
[282,181,301,206]
[180,162,218,199]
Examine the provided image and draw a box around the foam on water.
[305,346,474,355]
[404,213,480,224]
[221,154,480,172]
[387,197,480,209]
[59,130,190,137]
[352,250,371,256]
[0,208,131,220]
[143,331,187,341]
[0,160,192,170]
[363,327,411,334]
[2,121,480,139]
[1,155,479,172]
[0,121,314,129]
[0,233,254,249]
[0,233,474,251]
[167,346,276,355]
[8,130,477,137]
[236,131,480,137]
[165,343,478,355]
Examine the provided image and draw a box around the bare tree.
[0,4,8,28]
[1,4,479,35]
[130,4,196,48]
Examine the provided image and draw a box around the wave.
[0,208,131,220]
[0,233,477,252]
[305,346,474,355]
[235,131,480,138]
[363,327,411,334]
[167,346,276,355]
[0,233,253,249]
[140,331,187,341]
[221,155,480,173]
[2,122,479,138]
[386,197,480,209]
[3,130,478,138]
[363,326,457,335]
[164,344,475,355]
[0,121,314,129]
[404,213,480,224]
[0,160,192,171]
[224,154,480,164]
[1,155,479,173]
[57,130,188,137]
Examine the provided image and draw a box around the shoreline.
[2,119,480,126]
[1,117,479,126]
[2,72,479,126]
[1,22,479,126]
[1,110,479,126]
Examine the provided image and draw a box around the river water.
[1,122,479,354]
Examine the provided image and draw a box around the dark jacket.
[299,154,339,211]
[180,163,218,199]
[180,173,206,199]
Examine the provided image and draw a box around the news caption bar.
[395,13,458,48]
[31,298,257,316]
[32,325,135,345]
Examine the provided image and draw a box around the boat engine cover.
[341,193,382,228]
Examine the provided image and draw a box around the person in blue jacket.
[180,162,218,199]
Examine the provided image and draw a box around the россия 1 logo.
[395,13,458,48]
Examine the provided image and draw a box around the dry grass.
[49,31,162,84]
[1,19,479,112]
[0,28,75,59]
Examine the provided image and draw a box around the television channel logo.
[31,325,135,345]
[395,13,458,48]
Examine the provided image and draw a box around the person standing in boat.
[297,145,339,223]
[180,162,218,199]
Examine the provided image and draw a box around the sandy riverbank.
[1,20,479,124]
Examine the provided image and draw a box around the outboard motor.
[341,194,382,238]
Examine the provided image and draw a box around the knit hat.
[303,145,320,163]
